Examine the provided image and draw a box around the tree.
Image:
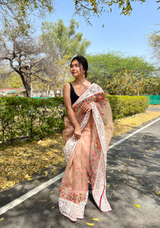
[87,52,155,90]
[0,26,59,97]
[105,69,159,95]
[39,18,91,60]
[39,18,91,87]
[148,29,160,68]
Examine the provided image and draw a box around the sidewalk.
[0,112,160,228]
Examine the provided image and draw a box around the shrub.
[0,97,65,142]
[107,95,149,120]
[0,95,149,143]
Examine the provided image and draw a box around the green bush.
[0,95,149,143]
[0,97,65,142]
[107,95,149,120]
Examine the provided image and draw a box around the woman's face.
[70,59,85,78]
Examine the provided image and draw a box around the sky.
[35,0,159,63]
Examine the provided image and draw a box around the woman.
[58,56,113,222]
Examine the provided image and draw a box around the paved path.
[0,114,160,228]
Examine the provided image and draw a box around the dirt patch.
[0,134,65,190]
[113,110,160,137]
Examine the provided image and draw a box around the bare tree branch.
[0,26,59,97]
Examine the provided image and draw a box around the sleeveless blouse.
[69,83,79,105]
[69,82,92,104]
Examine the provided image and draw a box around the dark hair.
[70,56,88,78]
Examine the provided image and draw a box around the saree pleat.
[58,83,113,221]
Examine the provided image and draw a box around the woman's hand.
[74,125,81,140]
[81,103,92,113]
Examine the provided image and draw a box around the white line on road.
[109,117,160,149]
[0,172,64,216]
[0,117,160,216]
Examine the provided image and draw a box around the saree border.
[91,102,112,212]
[59,192,89,222]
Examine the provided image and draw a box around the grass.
[0,108,160,191]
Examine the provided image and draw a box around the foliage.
[74,0,160,24]
[39,18,91,60]
[0,0,54,33]
[87,52,155,91]
[106,69,159,95]
[0,97,65,143]
[144,76,160,95]
[107,95,149,120]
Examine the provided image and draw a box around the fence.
[145,95,160,104]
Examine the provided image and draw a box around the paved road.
[147,106,160,112]
[0,115,160,228]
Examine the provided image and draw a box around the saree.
[58,83,113,221]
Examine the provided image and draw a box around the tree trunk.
[20,73,31,97]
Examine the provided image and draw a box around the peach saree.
[58,83,113,221]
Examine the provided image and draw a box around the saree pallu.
[58,83,113,221]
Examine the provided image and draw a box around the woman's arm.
[63,83,81,139]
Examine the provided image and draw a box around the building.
[0,88,62,97]
[0,88,24,96]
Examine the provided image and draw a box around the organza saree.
[58,83,113,221]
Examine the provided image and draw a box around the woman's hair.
[70,56,88,78]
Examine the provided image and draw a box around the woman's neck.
[74,77,88,85]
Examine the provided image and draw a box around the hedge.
[0,95,149,143]
[107,95,149,120]
[0,97,65,143]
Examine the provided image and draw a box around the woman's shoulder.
[64,82,71,86]
[64,82,73,87]
[63,83,71,93]
[64,81,75,87]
